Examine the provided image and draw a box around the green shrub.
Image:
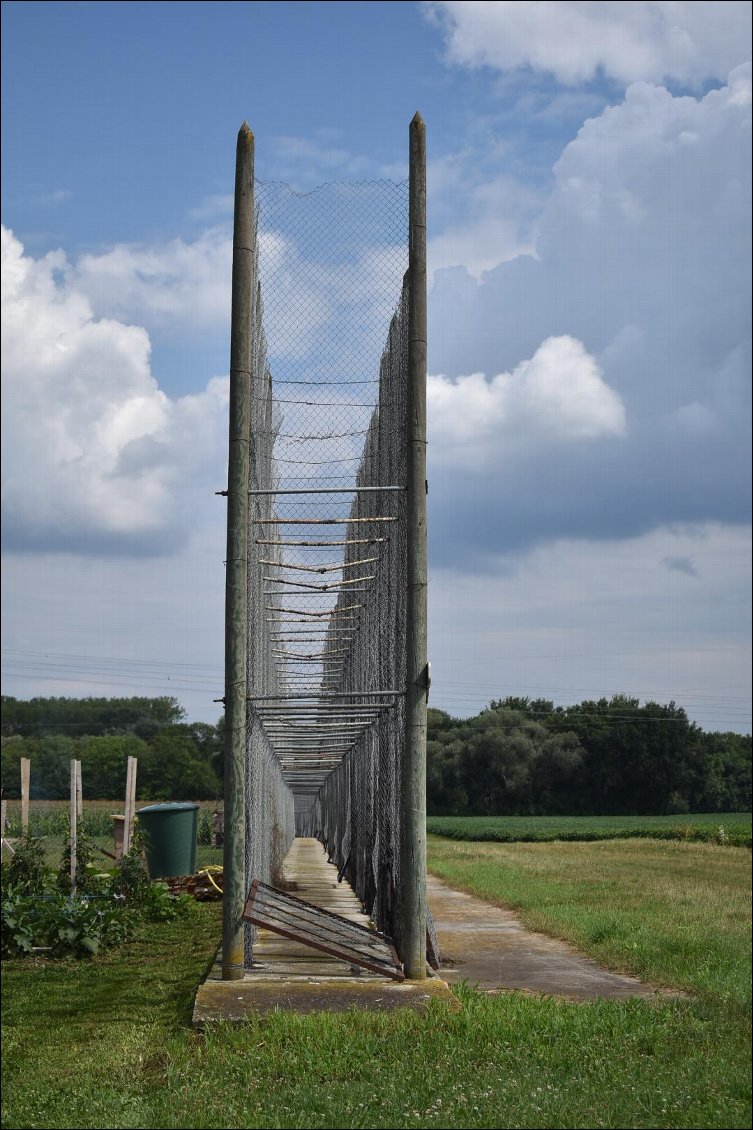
[1,823,187,959]
[4,833,51,895]
[109,831,189,922]
[110,829,152,903]
[197,808,214,845]
[138,881,190,922]
[57,831,100,894]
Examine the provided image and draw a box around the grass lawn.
[1,838,750,1129]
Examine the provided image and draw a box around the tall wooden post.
[222,121,254,980]
[123,756,137,854]
[20,758,30,835]
[75,758,83,820]
[70,759,79,894]
[400,111,428,979]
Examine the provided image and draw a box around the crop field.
[8,803,751,845]
[3,799,219,845]
[426,812,752,846]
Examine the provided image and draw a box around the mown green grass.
[2,840,751,1129]
[426,812,752,846]
[427,837,752,1006]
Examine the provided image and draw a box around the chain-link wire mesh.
[242,178,412,962]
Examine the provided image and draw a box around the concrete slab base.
[194,964,457,1023]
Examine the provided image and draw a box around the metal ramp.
[243,878,405,981]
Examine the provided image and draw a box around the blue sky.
[2,1,751,731]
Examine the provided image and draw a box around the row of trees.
[1,694,750,814]
[428,697,751,816]
[1,697,223,801]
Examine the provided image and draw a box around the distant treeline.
[428,696,751,816]
[1,696,223,800]
[1,694,750,814]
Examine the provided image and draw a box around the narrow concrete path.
[428,874,678,1000]
[193,838,456,1022]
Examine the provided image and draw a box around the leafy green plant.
[1,890,135,958]
[110,828,152,904]
[139,881,190,922]
[43,897,134,957]
[0,888,37,955]
[197,808,214,845]
[109,829,188,922]
[3,833,51,895]
[57,830,98,894]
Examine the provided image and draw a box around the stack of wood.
[166,870,223,901]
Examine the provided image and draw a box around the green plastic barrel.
[137,802,199,878]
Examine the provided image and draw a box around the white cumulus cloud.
[1,226,227,554]
[427,65,750,562]
[429,336,625,469]
[426,1,751,87]
[69,227,233,334]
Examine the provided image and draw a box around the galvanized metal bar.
[249,486,405,495]
[263,576,375,589]
[266,617,359,623]
[262,592,370,601]
[250,691,403,700]
[256,538,387,546]
[259,557,378,572]
[262,723,370,732]
[255,517,397,525]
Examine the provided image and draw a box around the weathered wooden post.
[123,755,137,854]
[222,121,254,980]
[1,798,11,855]
[20,757,30,835]
[400,111,428,979]
[75,758,83,820]
[70,759,80,894]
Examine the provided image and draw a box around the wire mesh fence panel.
[243,177,411,963]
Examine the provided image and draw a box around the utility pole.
[222,121,254,980]
[400,111,428,979]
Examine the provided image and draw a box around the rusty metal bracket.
[243,879,404,981]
